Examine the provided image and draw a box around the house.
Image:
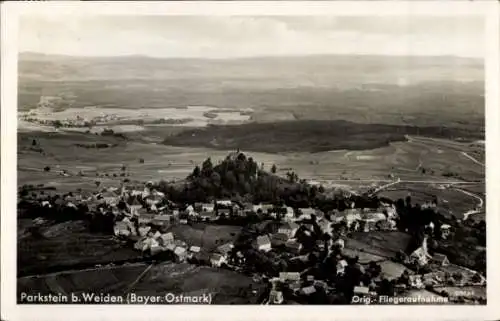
[159,232,174,244]
[138,226,151,237]
[210,253,227,267]
[336,260,348,275]
[317,219,333,235]
[283,206,295,220]
[138,214,155,225]
[101,190,120,205]
[151,214,171,227]
[216,200,232,207]
[300,286,316,296]
[179,219,188,225]
[165,243,177,252]
[150,243,164,255]
[334,238,345,249]
[278,221,299,238]
[279,272,301,283]
[284,239,303,254]
[152,230,162,239]
[196,203,215,213]
[217,208,231,217]
[199,211,218,222]
[441,224,451,239]
[296,208,316,221]
[431,253,450,267]
[217,242,234,256]
[173,246,187,262]
[409,275,424,289]
[271,233,290,247]
[128,197,143,213]
[268,290,284,304]
[114,221,131,237]
[189,246,201,254]
[254,235,272,252]
[353,286,370,296]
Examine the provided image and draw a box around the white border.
[1,1,499,321]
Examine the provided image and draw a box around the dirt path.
[460,152,485,167]
[454,187,484,221]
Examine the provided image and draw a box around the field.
[18,220,141,276]
[17,263,149,299]
[131,263,266,304]
[346,231,412,259]
[167,223,242,253]
[18,262,265,304]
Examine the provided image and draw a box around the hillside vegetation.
[162,120,484,153]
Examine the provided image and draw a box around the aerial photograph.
[16,15,486,305]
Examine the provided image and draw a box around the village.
[19,169,487,305]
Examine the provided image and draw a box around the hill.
[162,120,484,153]
[18,53,484,129]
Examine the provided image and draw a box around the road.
[460,152,485,167]
[454,187,484,221]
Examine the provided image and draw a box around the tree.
[95,181,101,187]
[202,158,214,177]
[192,165,201,178]
[121,165,127,171]
[271,164,277,174]
[32,139,37,146]
[139,158,145,164]
[43,166,51,172]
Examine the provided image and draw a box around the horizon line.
[19,51,483,61]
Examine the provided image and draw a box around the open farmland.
[18,221,142,276]
[346,231,412,259]
[131,263,266,304]
[17,263,150,301]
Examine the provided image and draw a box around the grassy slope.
[162,120,484,153]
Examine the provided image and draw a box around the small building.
[279,272,301,283]
[210,253,227,267]
[278,221,299,238]
[217,208,231,217]
[138,226,151,237]
[216,200,232,207]
[283,206,295,220]
[114,221,131,237]
[271,233,290,247]
[189,245,201,254]
[431,253,450,267]
[284,239,303,254]
[199,211,218,222]
[300,286,317,296]
[254,235,272,252]
[179,219,188,225]
[217,242,234,256]
[152,214,171,227]
[440,224,451,239]
[334,238,345,249]
[174,246,187,262]
[196,203,215,213]
[336,260,348,275]
[159,232,174,244]
[353,286,370,296]
[138,214,154,225]
[268,290,284,304]
[409,275,424,289]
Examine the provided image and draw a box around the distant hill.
[18,52,484,129]
[162,120,484,153]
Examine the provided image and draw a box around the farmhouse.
[174,246,188,262]
[431,253,450,267]
[353,286,370,296]
[159,232,174,244]
[114,221,131,237]
[199,211,218,222]
[189,246,201,254]
[216,199,232,207]
[196,203,215,213]
[138,214,155,225]
[284,239,303,254]
[271,233,290,247]
[254,235,272,252]
[278,221,299,238]
[138,226,152,237]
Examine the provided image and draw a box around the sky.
[19,15,484,59]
